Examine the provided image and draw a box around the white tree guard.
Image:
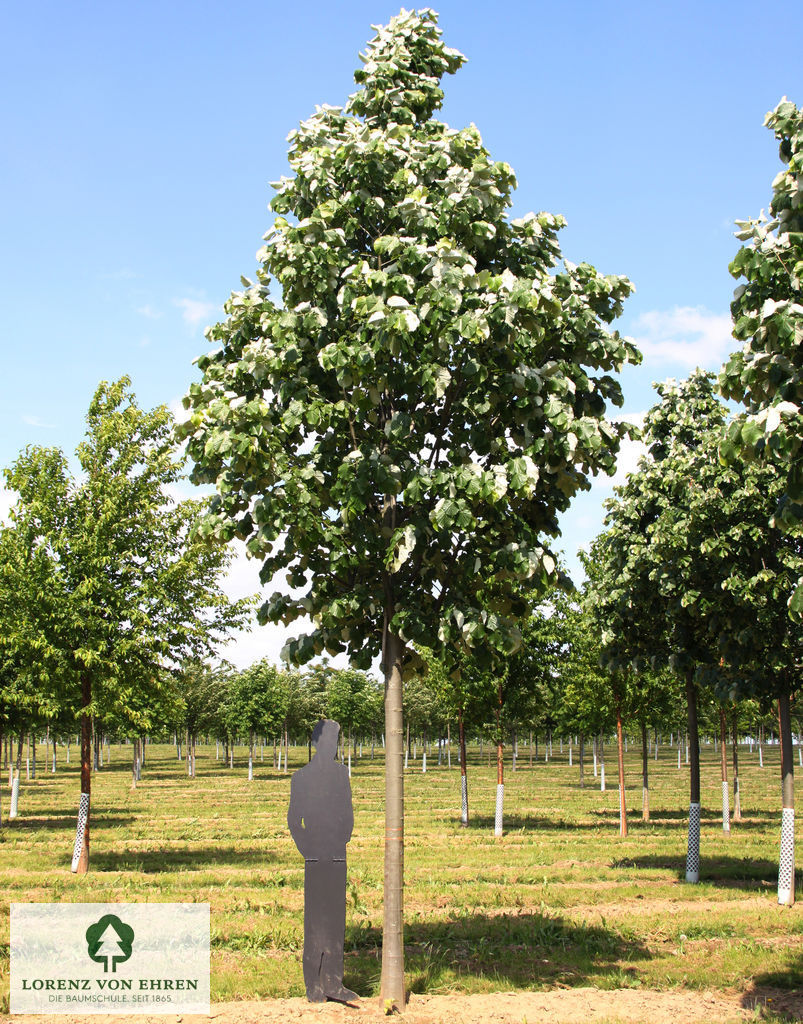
[778,807,795,905]
[494,783,504,838]
[569,745,573,767]
[9,776,20,819]
[421,751,426,773]
[460,774,468,826]
[678,748,681,769]
[248,755,253,781]
[600,765,606,792]
[721,780,730,832]
[71,792,90,873]
[686,802,701,883]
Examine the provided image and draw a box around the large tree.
[179,9,638,1004]
[720,99,803,603]
[2,378,247,872]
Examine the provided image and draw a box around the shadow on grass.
[741,947,803,1021]
[7,812,138,830]
[90,845,282,873]
[342,909,650,996]
[608,852,803,891]
[461,807,779,832]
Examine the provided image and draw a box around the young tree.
[3,378,248,872]
[179,10,638,1004]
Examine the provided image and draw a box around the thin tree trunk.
[719,708,730,835]
[579,733,585,789]
[248,731,254,781]
[732,712,741,821]
[9,732,23,819]
[685,667,701,883]
[778,692,795,906]
[72,673,91,874]
[641,719,649,822]
[599,733,606,791]
[494,682,504,839]
[379,609,405,1009]
[616,706,627,837]
[458,706,468,827]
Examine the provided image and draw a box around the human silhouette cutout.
[287,719,357,1003]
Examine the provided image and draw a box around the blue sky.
[1,1,801,667]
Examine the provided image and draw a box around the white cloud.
[591,410,648,490]
[174,297,218,328]
[168,396,192,425]
[22,414,57,429]
[136,305,162,319]
[0,486,17,524]
[632,306,733,368]
[213,540,353,672]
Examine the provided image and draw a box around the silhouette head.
[311,719,340,759]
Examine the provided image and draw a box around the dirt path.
[10,986,802,1024]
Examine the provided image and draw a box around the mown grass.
[0,736,799,1009]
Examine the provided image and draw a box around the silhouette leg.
[303,859,355,1002]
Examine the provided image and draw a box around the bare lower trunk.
[731,712,741,822]
[380,620,405,1009]
[579,733,585,788]
[685,667,701,883]
[641,719,649,822]
[494,682,504,839]
[458,707,468,827]
[72,673,91,874]
[719,708,730,835]
[616,707,627,837]
[778,692,795,906]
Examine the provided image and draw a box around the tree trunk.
[685,667,701,883]
[579,733,585,789]
[31,732,37,778]
[778,692,795,906]
[348,723,353,778]
[616,706,627,837]
[379,621,405,1009]
[72,673,91,874]
[599,733,606,791]
[719,708,730,835]
[494,682,504,839]
[641,719,649,822]
[458,706,468,827]
[731,711,741,822]
[248,731,254,781]
[9,732,23,819]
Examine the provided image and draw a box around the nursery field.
[0,738,801,1022]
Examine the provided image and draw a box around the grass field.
[0,736,800,1014]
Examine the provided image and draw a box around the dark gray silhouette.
[288,719,357,1003]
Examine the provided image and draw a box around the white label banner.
[11,903,210,1014]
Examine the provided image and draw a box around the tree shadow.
[608,853,802,891]
[343,909,650,996]
[7,812,138,830]
[741,948,803,1021]
[91,845,281,873]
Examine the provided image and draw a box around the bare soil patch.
[10,986,803,1024]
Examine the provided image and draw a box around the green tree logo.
[86,914,135,973]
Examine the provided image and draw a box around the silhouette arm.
[288,775,314,859]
